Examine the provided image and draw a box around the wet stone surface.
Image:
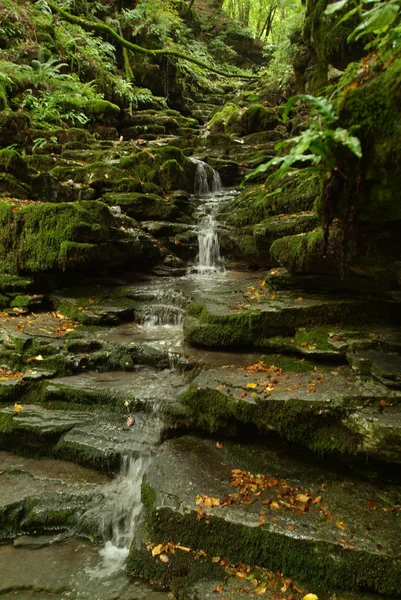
[137,435,401,595]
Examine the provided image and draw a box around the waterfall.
[89,454,151,575]
[190,158,224,274]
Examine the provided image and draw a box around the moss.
[134,506,401,596]
[141,477,157,513]
[179,384,360,457]
[10,294,30,308]
[209,102,238,134]
[340,57,401,224]
[158,159,185,192]
[0,148,29,182]
[84,99,120,120]
[270,228,328,273]
[0,173,30,199]
[0,412,14,433]
[0,200,155,275]
[0,275,33,293]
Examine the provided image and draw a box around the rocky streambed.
[0,106,400,600]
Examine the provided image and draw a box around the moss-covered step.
[102,192,181,221]
[30,367,188,411]
[217,175,321,229]
[127,435,401,596]
[219,212,319,263]
[0,403,169,471]
[183,277,398,349]
[0,200,161,275]
[179,364,401,461]
[0,450,108,541]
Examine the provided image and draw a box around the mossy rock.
[0,149,29,183]
[270,227,342,275]
[102,192,179,221]
[209,103,239,134]
[340,57,401,224]
[0,200,161,274]
[0,174,30,199]
[0,111,31,148]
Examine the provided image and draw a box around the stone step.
[183,275,401,349]
[179,363,401,463]
[127,435,401,596]
[0,403,168,471]
[0,450,107,540]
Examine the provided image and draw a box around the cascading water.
[190,158,224,274]
[87,454,151,576]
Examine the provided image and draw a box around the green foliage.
[244,95,361,185]
[325,0,401,50]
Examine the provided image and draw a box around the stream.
[0,160,237,599]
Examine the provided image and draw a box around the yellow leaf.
[250,392,257,398]
[336,520,347,531]
[270,501,280,510]
[13,403,23,413]
[212,556,221,563]
[295,297,303,302]
[152,544,163,557]
[176,545,191,552]
[254,586,267,594]
[159,553,169,563]
[195,495,203,505]
[303,595,319,600]
[296,494,311,503]
[246,383,257,389]
[35,355,44,361]
[89,297,95,304]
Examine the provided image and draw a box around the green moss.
[84,99,120,120]
[0,200,114,274]
[340,57,401,223]
[0,149,28,181]
[0,412,14,433]
[135,506,401,596]
[10,294,30,308]
[158,159,185,192]
[209,102,238,134]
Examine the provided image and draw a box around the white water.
[190,158,225,274]
[89,454,150,577]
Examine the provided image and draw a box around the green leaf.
[333,128,362,157]
[348,4,399,41]
[324,0,350,15]
[336,6,360,27]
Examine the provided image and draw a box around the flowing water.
[190,158,228,274]
[0,160,242,599]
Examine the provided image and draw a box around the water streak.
[190,158,224,274]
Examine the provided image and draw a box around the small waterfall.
[190,158,224,274]
[193,158,222,195]
[90,454,151,575]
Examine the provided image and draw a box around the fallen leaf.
[216,441,223,449]
[214,584,223,593]
[159,553,169,563]
[152,544,163,557]
[336,520,347,531]
[246,383,257,389]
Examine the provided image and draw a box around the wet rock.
[102,192,180,221]
[128,435,401,596]
[0,450,108,540]
[0,403,169,471]
[183,275,399,348]
[180,364,401,461]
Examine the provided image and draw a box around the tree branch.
[44,0,259,80]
